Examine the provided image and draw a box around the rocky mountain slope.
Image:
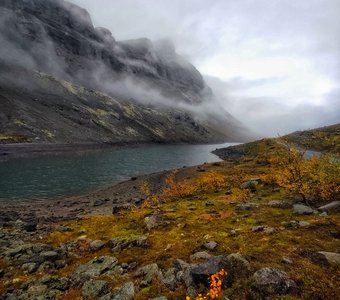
[0,0,250,144]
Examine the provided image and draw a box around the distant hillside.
[0,0,251,144]
[213,123,340,160]
[285,123,340,155]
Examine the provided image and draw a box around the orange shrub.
[162,170,196,198]
[197,171,228,191]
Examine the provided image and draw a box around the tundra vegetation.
[1,129,339,299]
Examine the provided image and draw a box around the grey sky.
[70,0,340,135]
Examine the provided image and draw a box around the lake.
[0,143,237,203]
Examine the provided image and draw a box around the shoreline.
[0,161,219,225]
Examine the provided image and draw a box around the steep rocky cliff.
[0,0,251,144]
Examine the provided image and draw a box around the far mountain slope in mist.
[0,0,252,144]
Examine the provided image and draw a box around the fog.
[70,0,340,136]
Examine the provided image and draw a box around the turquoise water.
[0,143,237,203]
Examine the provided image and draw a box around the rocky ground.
[0,139,339,299]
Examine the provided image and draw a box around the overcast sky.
[70,0,340,136]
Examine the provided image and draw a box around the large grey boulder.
[81,279,110,298]
[73,256,118,282]
[252,267,297,295]
[318,201,340,213]
[111,282,135,300]
[135,263,164,286]
[293,204,315,215]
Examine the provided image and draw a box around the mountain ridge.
[0,0,252,144]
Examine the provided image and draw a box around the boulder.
[112,203,133,214]
[73,256,118,281]
[203,241,218,250]
[313,251,340,266]
[144,214,170,230]
[226,253,251,279]
[318,201,340,213]
[163,268,177,290]
[90,240,105,251]
[111,282,135,300]
[252,226,264,232]
[293,204,315,215]
[298,221,311,228]
[107,236,148,251]
[252,267,297,295]
[81,279,110,298]
[135,263,164,286]
[191,256,229,287]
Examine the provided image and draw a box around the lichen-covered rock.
[144,214,170,230]
[135,263,164,286]
[111,282,135,300]
[73,256,118,282]
[252,267,297,295]
[81,279,110,298]
[90,240,105,251]
[107,236,148,251]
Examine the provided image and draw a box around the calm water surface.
[0,143,237,203]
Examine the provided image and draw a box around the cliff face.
[0,0,251,144]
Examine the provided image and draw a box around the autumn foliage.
[186,269,227,300]
[270,142,340,203]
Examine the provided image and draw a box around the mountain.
[0,0,251,144]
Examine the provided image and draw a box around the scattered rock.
[163,268,177,290]
[230,228,241,236]
[313,251,340,266]
[112,203,133,214]
[22,263,38,273]
[23,223,38,232]
[190,251,212,262]
[90,240,105,251]
[318,201,340,214]
[281,257,293,265]
[144,214,170,230]
[226,253,251,279]
[268,200,292,209]
[191,256,228,287]
[135,263,164,286]
[298,221,311,228]
[111,282,135,300]
[107,236,148,251]
[252,267,297,295]
[293,204,315,215]
[81,279,110,298]
[235,203,257,211]
[263,227,275,234]
[204,241,218,250]
[73,256,118,281]
[40,251,59,262]
[149,297,167,300]
[252,226,264,232]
